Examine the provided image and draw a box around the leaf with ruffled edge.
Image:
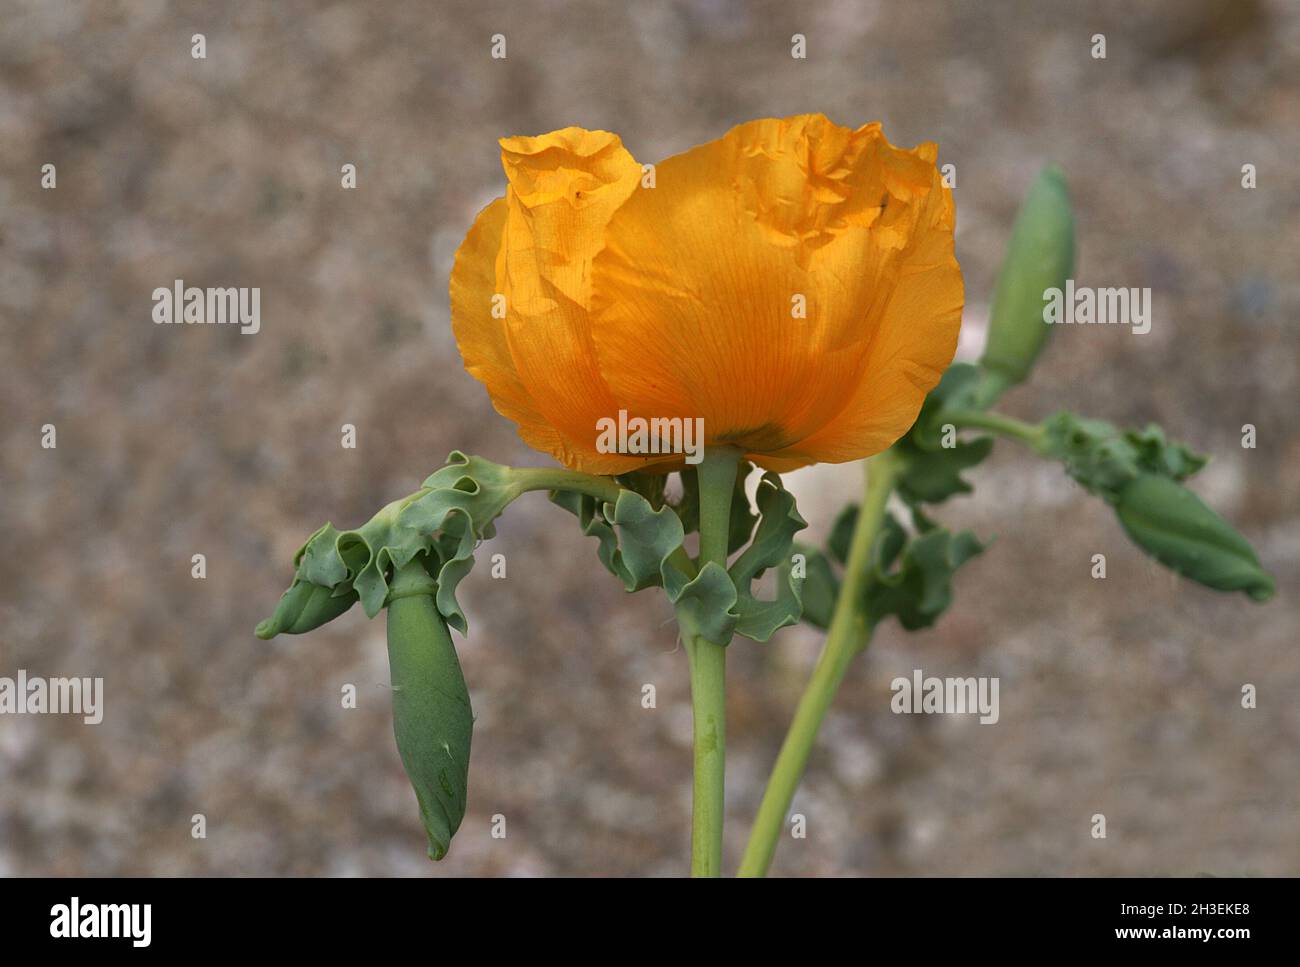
[258,451,527,639]
[397,452,528,634]
[665,561,739,648]
[548,489,622,580]
[893,435,995,506]
[614,470,668,511]
[552,471,807,645]
[791,542,839,630]
[415,450,522,537]
[895,363,994,507]
[257,493,436,638]
[862,512,986,631]
[726,473,808,641]
[804,505,984,633]
[552,487,738,642]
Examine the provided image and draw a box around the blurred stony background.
[1,0,1296,876]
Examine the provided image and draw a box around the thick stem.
[683,447,741,877]
[695,449,741,570]
[737,449,901,877]
[684,632,726,877]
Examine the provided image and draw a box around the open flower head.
[451,114,962,474]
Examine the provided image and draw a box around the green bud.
[255,579,358,639]
[978,165,1075,397]
[1116,474,1274,601]
[385,561,473,860]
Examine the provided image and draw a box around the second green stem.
[737,448,901,877]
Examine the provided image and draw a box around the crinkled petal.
[588,115,961,470]
[497,128,649,472]
[451,129,657,473]
[449,196,568,460]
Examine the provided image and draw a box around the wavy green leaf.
[554,471,808,644]
[791,542,839,630]
[813,507,984,632]
[894,435,994,506]
[895,363,994,506]
[863,514,986,631]
[257,451,532,639]
[665,561,739,648]
[728,473,808,641]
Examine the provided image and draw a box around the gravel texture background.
[1,0,1297,876]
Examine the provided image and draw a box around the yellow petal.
[761,141,963,469]
[588,114,962,470]
[450,196,569,460]
[496,128,651,472]
[452,128,656,473]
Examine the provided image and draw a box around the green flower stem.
[684,447,742,877]
[738,449,901,877]
[683,632,726,876]
[512,467,624,504]
[942,408,1049,452]
[695,449,741,569]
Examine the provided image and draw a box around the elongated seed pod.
[1116,473,1274,601]
[386,561,473,859]
[978,165,1075,398]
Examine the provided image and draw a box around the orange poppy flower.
[450,114,962,475]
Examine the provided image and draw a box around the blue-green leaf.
[895,363,995,506]
[728,473,808,641]
[257,452,533,639]
[863,514,986,630]
[791,542,839,630]
[554,471,809,645]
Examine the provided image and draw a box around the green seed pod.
[978,165,1075,398]
[385,561,474,860]
[255,579,359,639]
[1116,473,1274,601]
